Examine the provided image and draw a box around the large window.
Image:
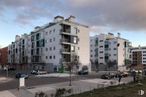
[36,33,40,40]
[71,46,75,52]
[73,37,77,44]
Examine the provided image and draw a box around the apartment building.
[90,33,131,71]
[8,34,31,70]
[8,16,90,72]
[0,47,8,68]
[130,46,146,70]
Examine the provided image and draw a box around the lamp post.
[6,65,9,77]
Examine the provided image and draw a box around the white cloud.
[0,0,146,32]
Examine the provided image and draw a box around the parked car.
[121,72,129,77]
[31,70,47,75]
[31,70,39,75]
[78,66,89,75]
[37,70,48,75]
[15,73,29,79]
[101,74,112,79]
[8,67,16,71]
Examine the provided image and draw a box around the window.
[36,33,40,40]
[49,30,52,34]
[46,56,48,59]
[50,39,52,42]
[22,39,25,44]
[50,47,52,51]
[78,47,80,50]
[73,37,77,44]
[53,56,55,59]
[75,27,78,34]
[113,48,117,50]
[45,40,48,43]
[46,32,48,35]
[53,29,55,32]
[71,46,75,52]
[78,38,80,42]
[91,50,93,52]
[16,49,18,53]
[100,46,103,48]
[90,55,93,57]
[46,48,48,51]
[49,56,52,59]
[99,40,103,42]
[53,38,55,41]
[36,48,39,55]
[100,51,103,53]
[100,57,103,59]
[114,54,116,56]
[53,46,55,50]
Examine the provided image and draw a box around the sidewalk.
[0,77,13,83]
[0,77,133,97]
[36,73,76,78]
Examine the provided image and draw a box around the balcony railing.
[60,49,71,54]
[60,29,77,36]
[60,39,72,44]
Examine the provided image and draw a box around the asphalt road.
[0,70,98,91]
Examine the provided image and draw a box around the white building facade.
[130,46,146,70]
[90,33,131,71]
[8,16,90,72]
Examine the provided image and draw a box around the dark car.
[78,66,89,75]
[101,74,111,79]
[8,67,16,71]
[15,73,29,79]
[31,70,39,75]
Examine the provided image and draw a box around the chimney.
[117,33,121,38]
[15,35,20,41]
[67,15,76,22]
[54,16,64,23]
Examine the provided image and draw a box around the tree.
[125,59,131,66]
[106,60,117,70]
[35,92,48,97]
[68,53,79,86]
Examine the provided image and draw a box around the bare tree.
[68,53,79,86]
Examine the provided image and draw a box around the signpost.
[19,78,25,88]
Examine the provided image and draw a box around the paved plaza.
[0,76,133,97]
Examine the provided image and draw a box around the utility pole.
[6,65,8,77]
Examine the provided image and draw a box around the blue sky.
[0,0,146,48]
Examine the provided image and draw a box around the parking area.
[0,69,134,91]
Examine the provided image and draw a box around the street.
[0,70,98,91]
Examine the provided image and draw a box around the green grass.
[68,78,146,97]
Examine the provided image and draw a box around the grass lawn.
[69,78,146,97]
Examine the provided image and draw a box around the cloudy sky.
[0,0,146,47]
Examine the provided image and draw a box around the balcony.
[60,36,78,45]
[60,30,77,36]
[60,39,72,45]
[60,48,71,54]
[60,24,77,36]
